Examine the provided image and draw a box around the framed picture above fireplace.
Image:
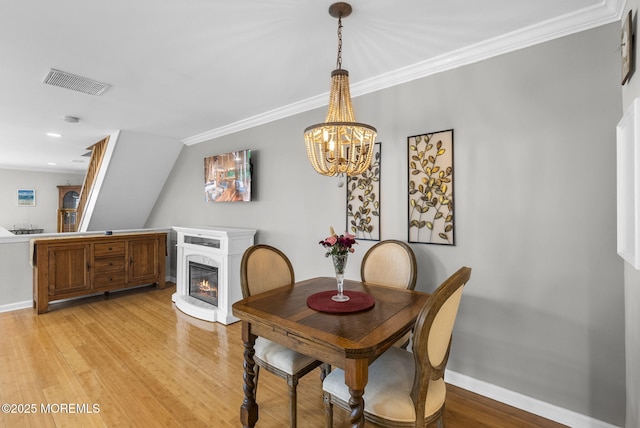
[204,149,252,202]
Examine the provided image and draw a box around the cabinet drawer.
[93,257,126,272]
[94,271,126,289]
[94,242,125,257]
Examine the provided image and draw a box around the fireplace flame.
[199,279,211,291]
[198,279,217,297]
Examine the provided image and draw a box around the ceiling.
[0,0,623,173]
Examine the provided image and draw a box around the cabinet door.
[48,244,91,297]
[127,237,160,285]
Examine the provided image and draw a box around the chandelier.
[304,2,377,177]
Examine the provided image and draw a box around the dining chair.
[240,244,325,428]
[361,239,418,347]
[322,266,472,428]
[361,240,417,290]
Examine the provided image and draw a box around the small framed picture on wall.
[17,189,35,206]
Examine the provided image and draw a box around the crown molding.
[182,0,625,146]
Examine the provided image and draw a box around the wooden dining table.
[231,276,431,428]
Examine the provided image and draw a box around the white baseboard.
[445,370,621,428]
[0,300,32,313]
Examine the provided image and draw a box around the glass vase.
[331,254,350,302]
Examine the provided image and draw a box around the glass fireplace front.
[189,261,218,307]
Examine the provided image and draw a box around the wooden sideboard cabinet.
[32,231,167,313]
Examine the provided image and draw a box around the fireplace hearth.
[172,226,256,324]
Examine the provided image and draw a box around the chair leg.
[323,391,333,428]
[320,363,331,381]
[287,376,299,428]
[253,365,260,398]
[437,404,446,428]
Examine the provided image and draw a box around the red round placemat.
[307,290,375,314]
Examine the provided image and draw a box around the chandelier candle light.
[304,2,377,177]
[319,227,357,302]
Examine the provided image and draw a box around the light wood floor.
[0,284,567,427]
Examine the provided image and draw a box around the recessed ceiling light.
[47,162,57,166]
[46,132,62,138]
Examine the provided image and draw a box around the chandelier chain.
[336,16,343,70]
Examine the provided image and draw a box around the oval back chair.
[361,240,418,347]
[322,266,472,428]
[361,240,417,290]
[240,244,324,428]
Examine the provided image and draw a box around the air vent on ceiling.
[43,69,110,96]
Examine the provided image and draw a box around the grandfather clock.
[57,185,81,232]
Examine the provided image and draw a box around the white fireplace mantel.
[172,226,256,324]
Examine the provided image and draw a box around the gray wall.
[146,24,624,425]
[623,263,639,428]
[0,240,32,306]
[0,169,84,233]
[621,3,640,428]
[0,169,84,308]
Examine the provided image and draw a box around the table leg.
[348,388,365,427]
[240,322,258,428]
[344,358,368,428]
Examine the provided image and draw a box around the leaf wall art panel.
[347,142,380,241]
[408,130,454,245]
